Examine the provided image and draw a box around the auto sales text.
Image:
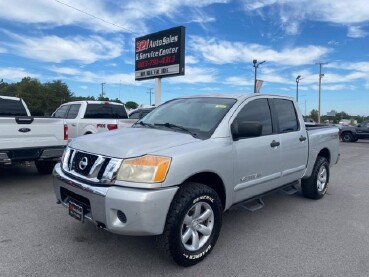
[136,47,179,61]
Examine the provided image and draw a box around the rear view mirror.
[231,121,262,140]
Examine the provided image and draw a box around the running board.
[230,180,300,212]
[240,198,264,212]
[281,183,299,195]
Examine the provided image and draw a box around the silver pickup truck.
[53,94,339,266]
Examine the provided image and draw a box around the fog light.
[117,210,127,223]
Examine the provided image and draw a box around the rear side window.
[234,99,273,136]
[53,105,70,118]
[129,111,140,119]
[272,99,299,133]
[67,104,81,119]
[0,99,28,116]
[84,104,128,119]
[141,110,152,118]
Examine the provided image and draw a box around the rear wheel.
[301,156,329,199]
[156,182,222,267]
[341,132,354,142]
[35,160,57,175]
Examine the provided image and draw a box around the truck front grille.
[61,147,121,184]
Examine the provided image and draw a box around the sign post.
[135,26,185,105]
[155,78,161,106]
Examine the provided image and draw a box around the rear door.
[356,121,369,138]
[270,98,308,184]
[232,98,282,203]
[64,104,81,138]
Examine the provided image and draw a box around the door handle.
[270,140,280,147]
[71,124,76,127]
[299,136,307,142]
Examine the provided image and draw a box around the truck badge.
[79,157,89,170]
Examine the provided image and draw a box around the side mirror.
[231,121,262,140]
[357,124,361,128]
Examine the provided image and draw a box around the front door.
[232,98,282,203]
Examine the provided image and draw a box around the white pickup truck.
[0,96,67,174]
[52,101,136,139]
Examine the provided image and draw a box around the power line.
[54,0,138,34]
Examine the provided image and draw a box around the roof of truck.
[60,100,125,106]
[179,93,294,101]
[0,95,21,101]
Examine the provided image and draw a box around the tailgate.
[0,117,67,150]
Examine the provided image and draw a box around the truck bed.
[303,125,340,179]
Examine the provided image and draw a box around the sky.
[0,0,369,115]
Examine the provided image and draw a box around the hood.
[68,127,200,158]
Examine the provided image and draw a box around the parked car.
[53,94,339,266]
[0,96,67,174]
[340,121,369,142]
[128,107,155,121]
[52,101,137,139]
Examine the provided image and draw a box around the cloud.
[49,66,81,75]
[0,46,7,53]
[4,32,123,64]
[242,0,369,37]
[347,26,368,38]
[224,76,253,86]
[186,55,199,65]
[80,85,88,90]
[47,66,137,85]
[0,0,228,33]
[328,62,369,72]
[190,36,330,65]
[310,84,356,91]
[168,66,217,84]
[0,67,39,81]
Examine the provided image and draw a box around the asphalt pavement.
[1,142,369,277]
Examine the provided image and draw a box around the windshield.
[137,97,236,139]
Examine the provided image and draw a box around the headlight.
[117,155,171,183]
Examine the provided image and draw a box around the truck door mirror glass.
[231,121,262,140]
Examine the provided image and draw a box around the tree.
[309,109,319,123]
[0,77,73,115]
[125,101,139,110]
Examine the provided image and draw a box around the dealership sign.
[135,26,185,81]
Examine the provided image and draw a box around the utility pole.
[147,88,154,106]
[316,62,327,123]
[101,82,106,98]
[253,59,266,93]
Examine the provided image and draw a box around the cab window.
[233,99,273,136]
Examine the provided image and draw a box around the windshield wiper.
[135,121,155,128]
[154,122,197,138]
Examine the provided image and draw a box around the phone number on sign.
[137,56,176,69]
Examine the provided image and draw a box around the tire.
[156,182,223,267]
[35,160,57,175]
[301,156,329,199]
[341,132,354,142]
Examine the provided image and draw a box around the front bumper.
[53,164,178,236]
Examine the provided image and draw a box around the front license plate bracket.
[69,201,84,222]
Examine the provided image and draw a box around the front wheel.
[301,156,329,199]
[35,160,57,175]
[156,182,223,267]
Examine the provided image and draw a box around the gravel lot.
[1,142,369,277]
